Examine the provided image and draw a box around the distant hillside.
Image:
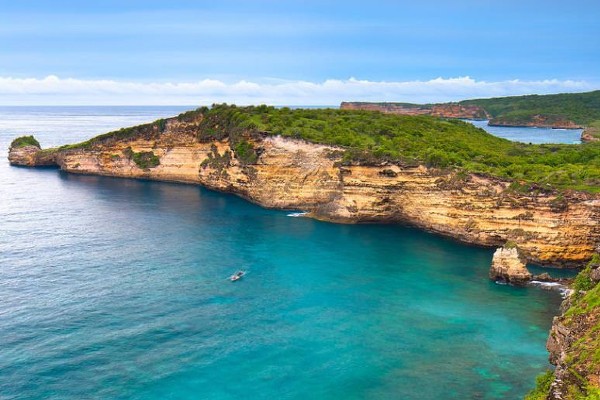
[341,90,600,135]
[461,90,600,128]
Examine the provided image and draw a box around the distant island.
[341,90,600,141]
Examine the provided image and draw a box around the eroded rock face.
[489,247,532,285]
[340,102,489,120]
[546,291,600,398]
[8,145,41,166]
[9,144,58,167]
[489,114,583,129]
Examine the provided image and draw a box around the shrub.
[125,149,160,169]
[524,370,553,400]
[10,135,40,148]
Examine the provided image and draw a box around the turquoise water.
[0,107,563,399]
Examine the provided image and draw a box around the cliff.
[542,255,600,399]
[340,101,489,120]
[8,108,600,267]
[489,115,583,129]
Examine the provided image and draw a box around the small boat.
[230,270,246,282]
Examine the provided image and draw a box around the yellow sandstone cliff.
[10,115,598,267]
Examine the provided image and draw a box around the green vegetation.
[529,256,600,399]
[584,121,600,141]
[461,90,600,127]
[58,118,168,151]
[572,254,600,294]
[193,104,600,192]
[123,147,160,169]
[525,370,554,400]
[10,135,40,148]
[552,255,600,399]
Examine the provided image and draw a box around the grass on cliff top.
[10,135,40,148]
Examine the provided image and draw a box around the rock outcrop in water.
[489,246,532,285]
[7,112,600,268]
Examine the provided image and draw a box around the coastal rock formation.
[7,116,600,267]
[8,141,57,167]
[489,114,582,129]
[546,257,600,399]
[340,102,489,120]
[489,246,532,285]
[8,144,41,166]
[582,126,600,143]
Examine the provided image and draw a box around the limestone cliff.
[489,246,532,285]
[488,114,583,130]
[340,101,489,120]
[8,112,600,267]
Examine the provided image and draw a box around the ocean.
[0,107,564,399]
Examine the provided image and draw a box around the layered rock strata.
[8,120,600,267]
[488,115,582,129]
[340,102,489,120]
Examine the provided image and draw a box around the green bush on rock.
[123,147,160,169]
[10,135,40,148]
[525,370,554,400]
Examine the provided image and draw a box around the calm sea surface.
[0,107,563,399]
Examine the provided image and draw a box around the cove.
[0,107,563,399]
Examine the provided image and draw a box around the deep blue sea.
[0,107,564,399]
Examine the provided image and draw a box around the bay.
[467,119,582,144]
[0,107,562,399]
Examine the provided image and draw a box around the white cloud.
[0,75,595,106]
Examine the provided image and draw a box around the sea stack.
[8,143,42,166]
[489,245,532,285]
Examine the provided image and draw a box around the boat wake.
[287,212,308,217]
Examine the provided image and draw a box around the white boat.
[230,270,245,282]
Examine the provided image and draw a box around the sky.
[0,0,599,105]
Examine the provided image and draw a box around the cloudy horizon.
[0,75,597,106]
[1,1,598,105]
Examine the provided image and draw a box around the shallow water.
[0,107,562,399]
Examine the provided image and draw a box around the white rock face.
[489,247,532,285]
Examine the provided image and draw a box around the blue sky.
[1,0,599,104]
